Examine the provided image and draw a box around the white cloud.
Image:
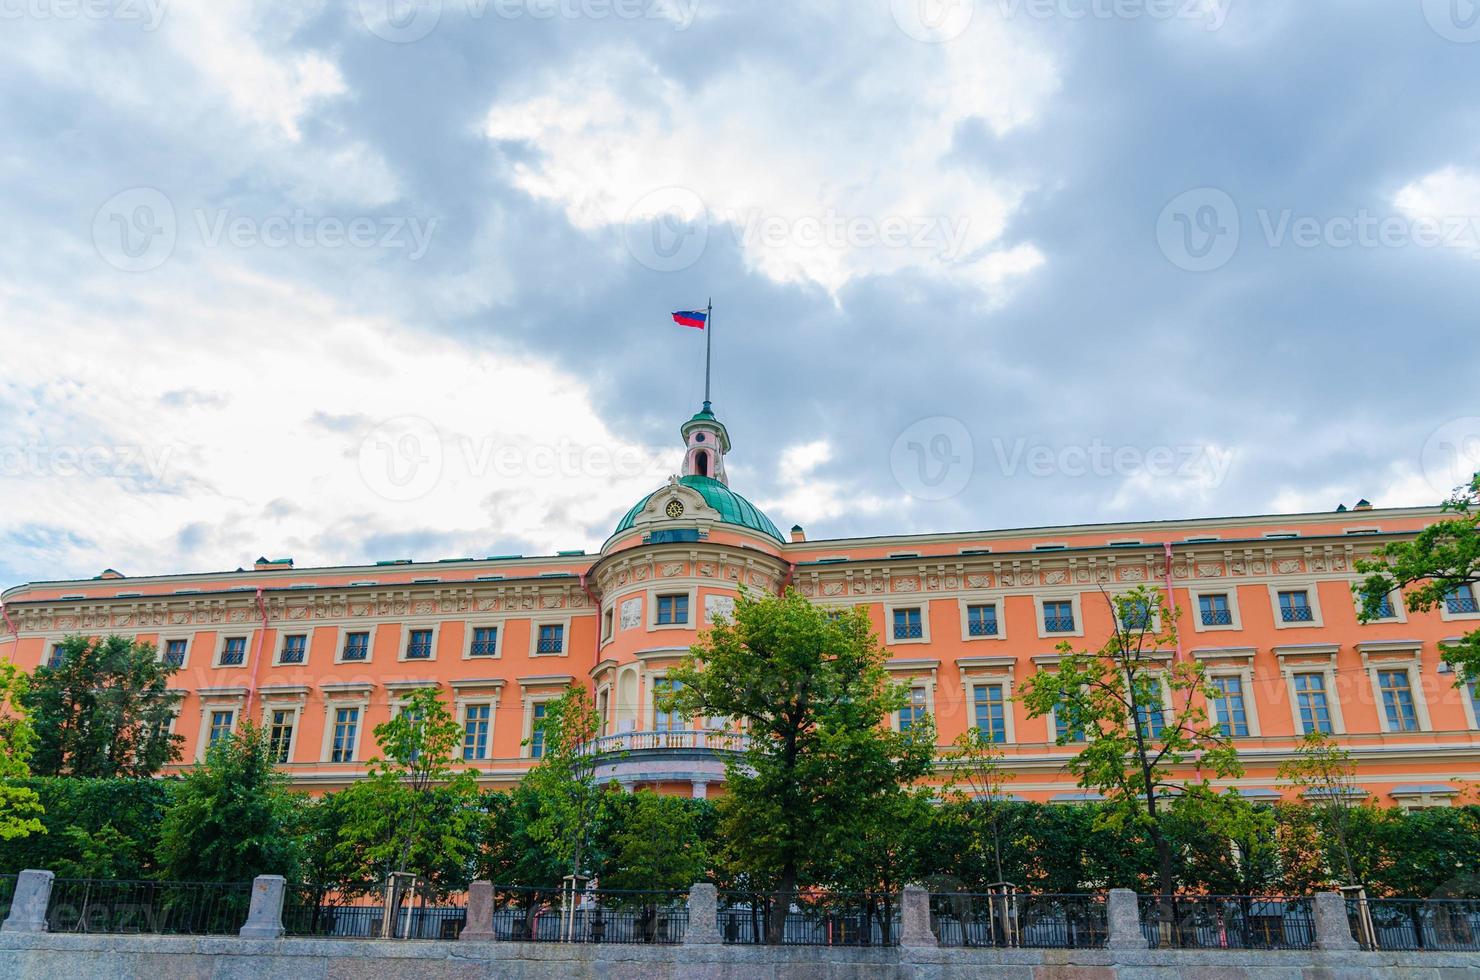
[1393,165,1480,257]
[483,14,1057,297]
[761,439,901,527]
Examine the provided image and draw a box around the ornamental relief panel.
[821,581,844,597]
[893,576,919,593]
[619,597,642,630]
[704,594,735,624]
[661,562,686,577]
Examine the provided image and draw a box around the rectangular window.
[331,707,359,762]
[654,678,684,732]
[530,702,548,758]
[1279,590,1313,623]
[1043,600,1075,633]
[1294,673,1333,734]
[1054,696,1086,743]
[602,608,613,640]
[656,594,689,626]
[1199,593,1232,627]
[47,644,65,668]
[268,709,294,764]
[1366,591,1395,619]
[470,626,499,657]
[972,683,1006,743]
[1134,682,1166,739]
[1378,669,1419,732]
[1446,586,1478,614]
[536,624,564,655]
[463,704,491,760]
[279,635,306,665]
[219,637,247,666]
[1470,680,1480,728]
[342,632,370,662]
[207,709,234,747]
[405,629,434,660]
[1210,676,1250,737]
[892,607,923,640]
[899,686,928,732]
[163,639,187,667]
[1121,598,1153,630]
[966,604,998,637]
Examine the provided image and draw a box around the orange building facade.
[3,404,1479,808]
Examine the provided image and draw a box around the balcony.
[1200,609,1233,626]
[1043,616,1076,633]
[1280,606,1314,623]
[583,729,751,756]
[581,729,750,791]
[1447,594,1479,615]
[893,623,923,640]
[968,620,999,637]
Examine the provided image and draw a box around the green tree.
[599,790,709,892]
[335,687,479,897]
[665,588,933,942]
[0,662,44,840]
[1356,472,1480,682]
[0,777,171,878]
[1278,730,1364,885]
[940,729,1016,885]
[24,634,183,778]
[1168,793,1281,895]
[520,686,607,884]
[1018,585,1241,904]
[157,723,300,882]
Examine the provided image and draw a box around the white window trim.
[1188,586,1243,633]
[521,693,559,758]
[1269,582,1325,630]
[1277,650,1345,735]
[1204,665,1261,738]
[456,698,498,762]
[595,683,612,737]
[321,698,370,763]
[334,626,378,665]
[601,606,615,644]
[398,623,442,663]
[464,619,506,660]
[196,697,244,761]
[1391,789,1458,812]
[1459,676,1480,731]
[1439,583,1480,623]
[273,629,312,667]
[1034,593,1085,639]
[529,617,572,658]
[158,632,193,668]
[648,586,698,631]
[957,597,1007,642]
[1350,582,1406,624]
[647,669,690,732]
[1108,589,1163,634]
[884,600,932,646]
[962,674,1016,743]
[212,632,252,669]
[1361,650,1432,733]
[260,702,303,764]
[894,679,936,734]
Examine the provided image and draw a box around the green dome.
[613,476,784,542]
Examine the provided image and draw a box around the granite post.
[239,875,286,939]
[899,885,937,948]
[1314,891,1359,950]
[684,883,722,945]
[1105,888,1148,949]
[1,870,54,934]
[459,881,497,942]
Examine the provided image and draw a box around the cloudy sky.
[2,0,1479,586]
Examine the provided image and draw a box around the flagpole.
[703,297,713,409]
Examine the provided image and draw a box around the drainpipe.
[780,562,795,595]
[580,569,600,677]
[243,586,270,721]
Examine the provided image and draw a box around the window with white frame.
[1467,678,1480,729]
[529,701,549,758]
[1445,584,1479,615]
[330,706,360,762]
[163,638,188,667]
[1131,675,1166,739]
[1053,694,1086,743]
[1043,600,1076,634]
[341,631,370,662]
[892,607,923,640]
[46,643,65,668]
[278,633,307,665]
[463,703,492,760]
[1358,588,1399,621]
[218,636,248,666]
[1377,669,1420,732]
[971,683,1007,743]
[899,685,929,732]
[207,709,235,748]
[1294,673,1334,734]
[1278,589,1314,624]
[1198,593,1233,627]
[404,628,434,660]
[1120,596,1154,631]
[966,604,999,637]
[535,624,564,655]
[655,593,689,626]
[469,625,499,658]
[267,708,296,763]
[653,677,685,732]
[1209,675,1250,737]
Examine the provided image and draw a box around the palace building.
[3,402,1479,808]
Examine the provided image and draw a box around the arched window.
[696,451,710,477]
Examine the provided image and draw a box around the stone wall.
[3,931,1480,979]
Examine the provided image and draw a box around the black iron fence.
[930,892,1106,948]
[282,886,466,940]
[1139,895,1315,950]
[717,891,900,946]
[44,878,252,936]
[1348,898,1480,952]
[0,874,16,922]
[476,886,688,944]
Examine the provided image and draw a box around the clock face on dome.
[665,499,685,519]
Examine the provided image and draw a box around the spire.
[680,404,731,486]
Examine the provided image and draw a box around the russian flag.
[672,309,708,329]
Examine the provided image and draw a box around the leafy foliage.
[1278,730,1363,885]
[0,662,44,840]
[519,686,607,882]
[1356,471,1480,682]
[24,634,183,778]
[0,777,171,877]
[597,790,709,892]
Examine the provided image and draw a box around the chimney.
[254,556,295,571]
[1354,499,1373,511]
[96,568,125,580]
[790,524,806,543]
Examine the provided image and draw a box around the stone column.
[1,870,54,933]
[1313,891,1358,951]
[460,881,497,941]
[239,875,286,939]
[1104,888,1148,949]
[899,884,937,948]
[685,883,722,945]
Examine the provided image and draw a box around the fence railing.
[1138,895,1315,950]
[930,892,1106,948]
[717,891,900,946]
[0,874,16,923]
[582,730,751,755]
[1348,898,1480,952]
[282,886,466,940]
[475,886,689,944]
[44,878,253,936]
